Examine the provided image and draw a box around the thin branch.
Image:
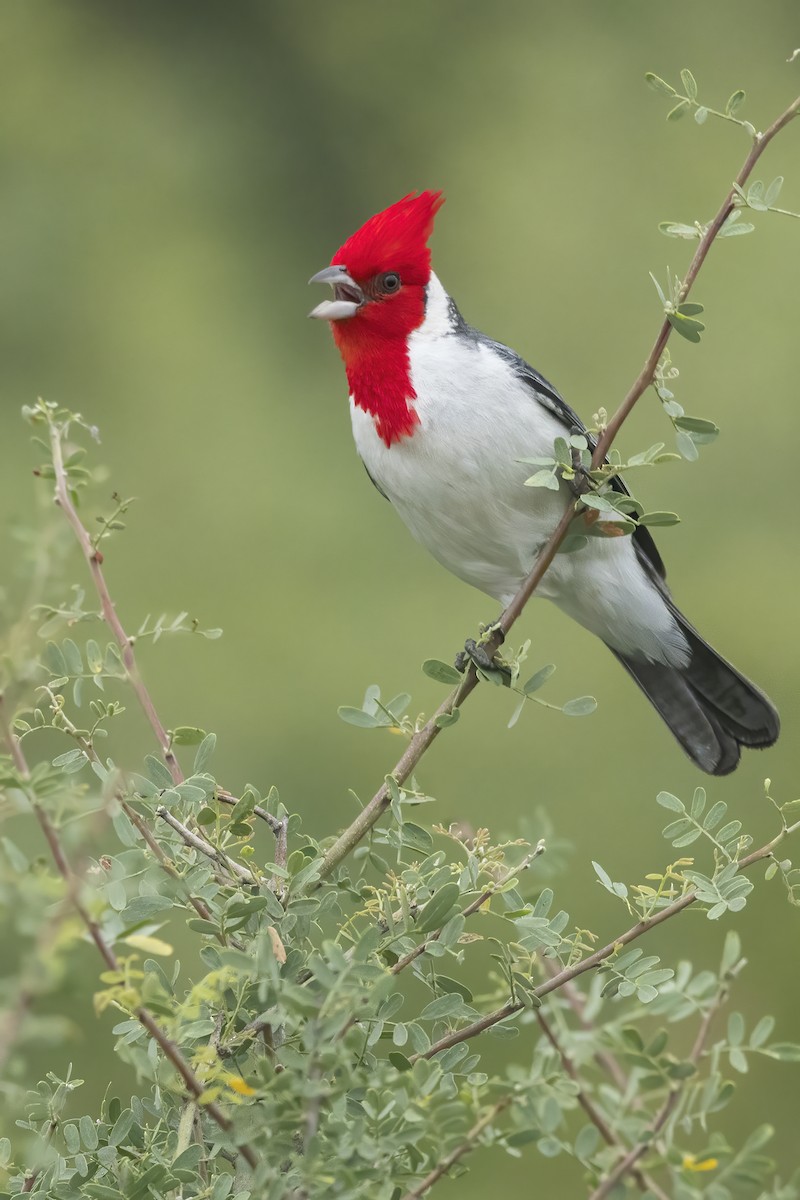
[410,818,800,1064]
[588,981,728,1199]
[541,960,631,1096]
[156,805,256,885]
[536,1010,670,1200]
[317,92,800,883]
[391,847,541,975]
[35,685,225,939]
[398,1097,511,1200]
[0,715,257,1171]
[217,788,285,837]
[47,415,183,784]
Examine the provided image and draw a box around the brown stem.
[588,982,728,1199]
[156,805,256,885]
[47,417,183,784]
[317,94,800,882]
[217,788,284,837]
[1,714,257,1171]
[398,1097,511,1200]
[541,960,631,1096]
[410,818,799,1064]
[391,847,541,975]
[536,1010,670,1200]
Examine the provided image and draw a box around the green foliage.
[1,66,799,1200]
[1,412,798,1196]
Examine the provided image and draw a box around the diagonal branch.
[408,817,800,1065]
[536,1010,670,1200]
[588,980,729,1199]
[317,92,800,883]
[398,1097,512,1200]
[0,708,258,1171]
[47,415,183,784]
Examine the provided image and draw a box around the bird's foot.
[454,622,510,682]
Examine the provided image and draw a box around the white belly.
[350,330,688,667]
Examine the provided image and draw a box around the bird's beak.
[308,265,365,320]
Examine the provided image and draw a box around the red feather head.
[314,190,445,447]
[331,190,444,288]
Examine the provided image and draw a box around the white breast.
[349,273,688,667]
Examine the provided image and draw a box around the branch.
[390,846,542,975]
[217,788,285,838]
[34,686,225,940]
[156,805,256,885]
[398,1097,511,1200]
[47,415,183,784]
[0,711,257,1171]
[317,92,800,882]
[588,981,728,1199]
[410,818,800,1064]
[536,1010,670,1200]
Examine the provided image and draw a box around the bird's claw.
[454,625,511,682]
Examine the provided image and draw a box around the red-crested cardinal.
[309,191,778,774]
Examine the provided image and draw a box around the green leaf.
[659,221,702,240]
[417,882,462,934]
[667,310,705,342]
[667,100,690,121]
[645,72,676,97]
[680,68,698,99]
[726,88,746,116]
[561,696,597,717]
[657,791,685,813]
[764,1042,800,1062]
[419,994,466,1022]
[108,1108,135,1146]
[193,732,216,773]
[523,664,556,694]
[674,415,719,441]
[637,511,680,527]
[171,726,207,746]
[694,106,708,124]
[764,175,784,207]
[338,706,384,728]
[524,469,560,490]
[422,659,462,686]
[120,896,173,925]
[435,709,460,728]
[676,431,700,461]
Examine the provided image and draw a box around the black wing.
[476,333,667,582]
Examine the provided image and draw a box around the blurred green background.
[1,0,799,1190]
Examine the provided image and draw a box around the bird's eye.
[380,272,401,293]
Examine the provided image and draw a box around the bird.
[308,190,779,775]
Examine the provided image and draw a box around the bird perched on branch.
[309,191,778,774]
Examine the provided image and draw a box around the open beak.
[308,265,365,320]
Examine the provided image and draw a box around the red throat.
[327,190,444,447]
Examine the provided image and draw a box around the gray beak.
[308,265,365,320]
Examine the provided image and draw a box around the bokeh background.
[1,0,799,1190]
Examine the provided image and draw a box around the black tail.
[608,604,779,776]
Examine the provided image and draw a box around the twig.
[156,805,256,885]
[409,818,800,1064]
[588,982,728,1199]
[390,847,541,975]
[47,415,183,784]
[536,1010,670,1200]
[317,92,800,883]
[36,685,226,937]
[0,715,257,1171]
[398,1097,511,1200]
[217,788,284,838]
[541,961,631,1097]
